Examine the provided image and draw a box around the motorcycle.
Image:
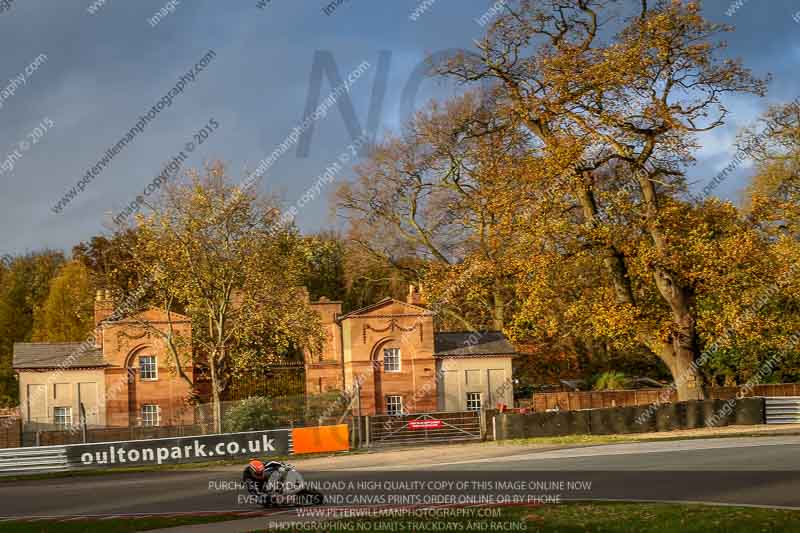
[242,459,324,507]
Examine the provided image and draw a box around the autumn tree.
[744,101,800,237]
[303,232,347,302]
[72,230,144,295]
[438,0,767,399]
[0,251,65,406]
[340,240,414,313]
[32,260,94,342]
[337,92,528,330]
[132,162,324,430]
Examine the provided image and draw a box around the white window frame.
[141,404,161,427]
[385,395,403,416]
[383,347,401,373]
[53,406,72,428]
[139,355,158,381]
[466,392,482,412]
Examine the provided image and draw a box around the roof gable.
[338,298,432,320]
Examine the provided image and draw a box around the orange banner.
[291,424,350,454]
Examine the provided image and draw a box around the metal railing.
[0,445,69,476]
[765,397,800,424]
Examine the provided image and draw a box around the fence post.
[364,415,370,447]
[356,381,363,447]
[80,403,88,444]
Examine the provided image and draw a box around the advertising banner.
[65,429,291,468]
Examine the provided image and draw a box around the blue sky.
[0,0,798,256]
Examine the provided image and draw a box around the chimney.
[94,289,114,326]
[407,283,426,306]
[93,289,115,349]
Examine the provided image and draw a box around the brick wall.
[528,383,800,412]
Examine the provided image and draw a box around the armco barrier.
[291,424,349,454]
[493,398,766,441]
[765,397,800,424]
[0,445,69,476]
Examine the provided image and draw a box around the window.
[383,348,401,373]
[142,404,160,427]
[139,355,157,380]
[466,392,482,411]
[385,395,403,416]
[53,407,72,428]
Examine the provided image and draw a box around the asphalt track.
[1,436,799,520]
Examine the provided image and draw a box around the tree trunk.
[634,173,705,401]
[576,181,636,305]
[653,267,705,400]
[209,353,222,433]
[659,339,705,401]
[492,280,505,331]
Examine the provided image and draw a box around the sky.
[0,0,798,256]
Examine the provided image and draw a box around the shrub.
[223,397,279,433]
[593,371,629,391]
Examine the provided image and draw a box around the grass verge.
[4,503,800,532]
[274,502,800,532]
[495,427,800,447]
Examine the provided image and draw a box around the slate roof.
[433,331,517,357]
[13,342,108,369]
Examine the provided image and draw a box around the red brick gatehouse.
[14,286,516,427]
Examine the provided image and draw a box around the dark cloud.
[0,0,796,254]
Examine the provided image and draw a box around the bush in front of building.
[222,397,279,433]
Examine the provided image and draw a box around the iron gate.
[366,411,483,447]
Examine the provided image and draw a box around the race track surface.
[1,436,799,519]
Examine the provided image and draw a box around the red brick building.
[13,290,194,429]
[305,287,516,415]
[14,286,516,427]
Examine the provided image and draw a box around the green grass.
[6,503,800,532]
[495,428,800,447]
[273,502,800,532]
[0,514,245,532]
[522,502,800,532]
[497,433,639,446]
